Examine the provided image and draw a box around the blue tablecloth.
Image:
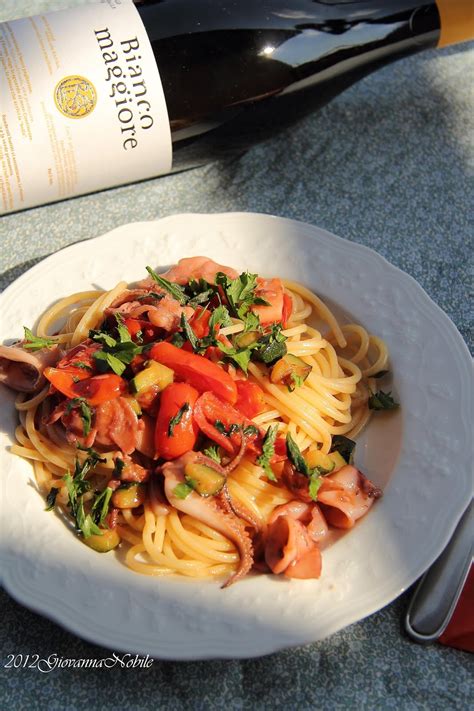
[1,1,472,708]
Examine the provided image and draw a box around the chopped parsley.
[216,341,253,373]
[112,457,125,479]
[329,435,356,464]
[202,445,222,464]
[65,398,93,436]
[22,327,57,351]
[180,313,199,351]
[242,310,260,333]
[63,450,107,538]
[70,361,93,371]
[91,486,113,527]
[286,433,333,502]
[286,433,310,476]
[45,487,59,511]
[215,271,269,322]
[256,425,278,481]
[208,305,232,334]
[289,372,304,391]
[146,265,188,305]
[90,315,142,376]
[186,278,217,308]
[170,331,186,348]
[173,482,194,499]
[253,325,287,365]
[214,420,240,437]
[179,307,232,354]
[368,390,399,411]
[168,403,190,437]
[308,476,323,501]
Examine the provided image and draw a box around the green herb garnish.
[286,433,310,476]
[202,445,222,464]
[171,332,186,348]
[214,420,239,437]
[146,266,188,305]
[66,397,93,436]
[22,327,57,351]
[45,487,59,511]
[173,483,194,499]
[215,271,269,322]
[286,433,333,502]
[180,306,232,354]
[208,304,232,334]
[91,487,113,527]
[368,390,399,411]
[90,315,142,376]
[70,361,93,371]
[329,435,356,464]
[289,373,304,391]
[216,341,253,373]
[253,325,287,365]
[308,476,323,501]
[112,457,125,479]
[257,425,278,481]
[168,403,190,437]
[180,313,199,351]
[63,451,106,538]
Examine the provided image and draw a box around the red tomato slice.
[123,318,160,344]
[235,380,266,419]
[189,307,211,339]
[150,341,237,404]
[193,391,259,454]
[44,368,126,406]
[56,342,101,378]
[155,382,199,460]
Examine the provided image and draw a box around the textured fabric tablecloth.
[0,1,473,709]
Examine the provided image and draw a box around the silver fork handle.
[405,500,473,643]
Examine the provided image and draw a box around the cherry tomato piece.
[235,381,266,419]
[155,382,200,460]
[44,368,126,406]
[150,341,237,404]
[189,307,211,339]
[193,391,259,454]
[56,342,101,378]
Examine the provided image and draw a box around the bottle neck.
[436,0,474,47]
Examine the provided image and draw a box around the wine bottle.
[0,0,472,214]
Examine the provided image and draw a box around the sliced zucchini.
[83,528,121,552]
[235,330,260,349]
[305,449,336,474]
[270,353,312,391]
[112,483,146,509]
[123,395,142,415]
[130,360,174,396]
[327,451,347,471]
[184,462,225,497]
[256,338,287,365]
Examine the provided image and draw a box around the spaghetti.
[3,257,393,586]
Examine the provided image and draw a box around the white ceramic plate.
[0,214,472,660]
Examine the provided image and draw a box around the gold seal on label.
[54,75,97,119]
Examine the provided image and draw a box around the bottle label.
[0,0,172,214]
